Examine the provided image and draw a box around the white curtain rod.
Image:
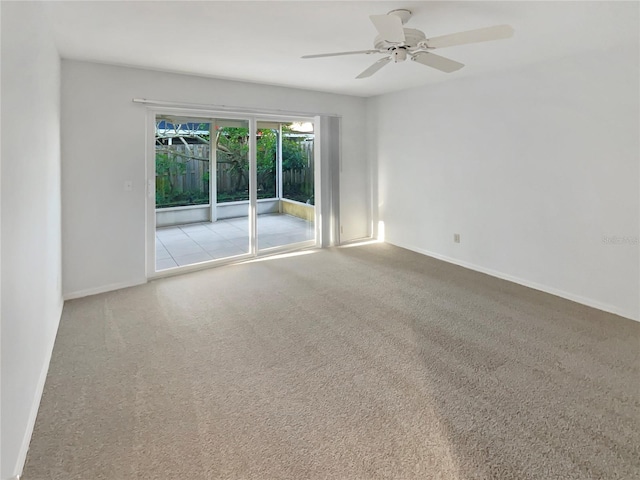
[131,98,339,118]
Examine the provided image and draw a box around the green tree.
[216,127,250,195]
[156,123,311,205]
[155,151,187,206]
[256,129,277,197]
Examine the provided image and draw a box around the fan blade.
[425,24,514,49]
[369,14,406,43]
[356,57,392,79]
[301,49,379,59]
[412,52,464,73]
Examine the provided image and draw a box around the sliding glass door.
[150,112,317,274]
[154,115,250,271]
[256,121,315,251]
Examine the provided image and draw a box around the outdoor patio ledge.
[156,199,314,227]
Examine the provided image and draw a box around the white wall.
[370,43,639,321]
[0,2,63,478]
[61,61,368,297]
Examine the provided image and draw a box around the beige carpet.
[23,243,639,479]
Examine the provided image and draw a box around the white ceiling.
[44,1,638,97]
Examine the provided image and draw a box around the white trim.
[63,279,147,301]
[388,240,639,322]
[210,126,216,222]
[277,123,283,200]
[11,298,63,480]
[249,117,257,255]
[145,111,157,278]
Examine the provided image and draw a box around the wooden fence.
[156,139,314,200]
[156,144,210,195]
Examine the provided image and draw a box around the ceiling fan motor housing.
[374,28,427,51]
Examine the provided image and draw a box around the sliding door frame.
[145,107,321,280]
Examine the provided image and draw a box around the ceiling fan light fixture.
[391,48,408,63]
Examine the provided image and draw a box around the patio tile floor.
[155,213,314,270]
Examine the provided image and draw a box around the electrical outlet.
[454,233,460,243]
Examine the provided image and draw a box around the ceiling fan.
[301,9,514,79]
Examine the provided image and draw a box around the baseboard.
[10,297,64,479]
[388,240,639,322]
[63,278,147,300]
